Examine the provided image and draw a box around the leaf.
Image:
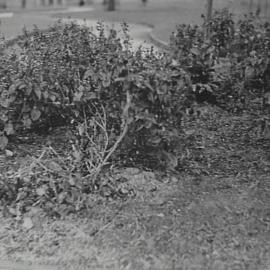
[85,92,97,100]
[83,69,93,80]
[72,147,82,163]
[264,92,270,105]
[77,124,85,136]
[5,149,14,157]
[26,87,32,96]
[47,161,63,172]
[34,87,42,100]
[43,90,49,99]
[22,104,31,113]
[36,187,46,196]
[17,82,27,90]
[75,84,83,92]
[58,192,67,204]
[164,151,178,169]
[245,66,255,80]
[102,76,111,88]
[4,122,15,135]
[8,207,17,217]
[171,59,178,67]
[177,78,185,88]
[8,84,17,94]
[148,136,161,145]
[0,135,8,150]
[190,48,200,56]
[31,108,41,121]
[144,81,154,92]
[0,98,10,108]
[73,91,83,102]
[115,77,126,82]
[73,110,80,118]
[69,177,76,186]
[0,112,8,122]
[49,95,56,102]
[22,217,34,230]
[22,116,32,128]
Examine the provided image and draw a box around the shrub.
[170,9,270,112]
[206,8,235,57]
[0,21,196,214]
[0,21,191,170]
[170,22,226,108]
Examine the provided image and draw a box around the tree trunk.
[256,0,262,16]
[107,0,115,11]
[205,0,213,39]
[249,0,254,12]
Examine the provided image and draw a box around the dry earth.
[0,105,270,270]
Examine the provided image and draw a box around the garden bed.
[0,105,270,270]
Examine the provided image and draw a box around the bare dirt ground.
[0,105,270,270]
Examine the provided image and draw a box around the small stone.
[5,149,14,157]
[125,167,140,175]
[171,176,178,183]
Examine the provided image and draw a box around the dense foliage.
[0,21,196,214]
[0,22,192,164]
[170,9,270,112]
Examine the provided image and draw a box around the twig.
[91,91,131,185]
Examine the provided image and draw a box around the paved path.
[0,261,58,270]
[0,6,158,51]
[61,17,157,51]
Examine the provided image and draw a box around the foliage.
[230,15,270,96]
[1,11,270,218]
[170,9,270,113]
[0,21,196,216]
[205,8,235,57]
[0,21,192,170]
[170,21,227,108]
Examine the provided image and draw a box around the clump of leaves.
[0,145,100,218]
[205,8,235,57]
[170,9,270,113]
[170,23,226,108]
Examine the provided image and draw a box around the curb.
[134,21,170,52]
[148,31,170,52]
[0,12,14,18]
[0,261,58,270]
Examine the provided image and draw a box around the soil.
[0,105,270,270]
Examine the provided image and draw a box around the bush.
[0,21,192,169]
[170,20,228,109]
[170,9,270,112]
[0,21,196,214]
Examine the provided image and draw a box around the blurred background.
[0,0,269,15]
[0,0,269,44]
